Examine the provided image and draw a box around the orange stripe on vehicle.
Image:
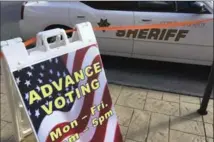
[0,18,213,59]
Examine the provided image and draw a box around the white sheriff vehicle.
[19,1,213,65]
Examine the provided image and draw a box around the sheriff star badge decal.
[97,18,110,32]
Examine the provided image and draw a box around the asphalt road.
[0,1,212,98]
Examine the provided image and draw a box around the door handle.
[141,19,152,22]
[77,16,85,18]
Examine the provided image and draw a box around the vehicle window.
[82,1,210,14]
[176,1,210,14]
[81,1,138,11]
[137,1,176,12]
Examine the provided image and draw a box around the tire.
[44,25,73,43]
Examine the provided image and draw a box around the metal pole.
[197,61,214,115]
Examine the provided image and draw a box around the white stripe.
[37,46,100,142]
[104,108,118,142]
[66,45,100,123]
[76,70,107,142]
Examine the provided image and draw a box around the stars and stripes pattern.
[14,54,77,133]
[13,44,122,142]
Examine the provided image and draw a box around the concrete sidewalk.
[1,76,213,142]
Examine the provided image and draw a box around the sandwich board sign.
[1,22,123,142]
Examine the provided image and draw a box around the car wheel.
[44,25,73,43]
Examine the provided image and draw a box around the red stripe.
[90,84,112,142]
[60,43,97,68]
[74,55,102,132]
[114,124,123,142]
[71,44,97,73]
[61,54,68,65]
[71,47,89,73]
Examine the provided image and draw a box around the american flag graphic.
[13,44,123,142]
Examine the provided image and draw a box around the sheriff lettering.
[116,28,189,41]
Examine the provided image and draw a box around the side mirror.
[190,2,205,13]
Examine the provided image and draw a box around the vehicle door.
[79,1,136,57]
[133,1,213,64]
